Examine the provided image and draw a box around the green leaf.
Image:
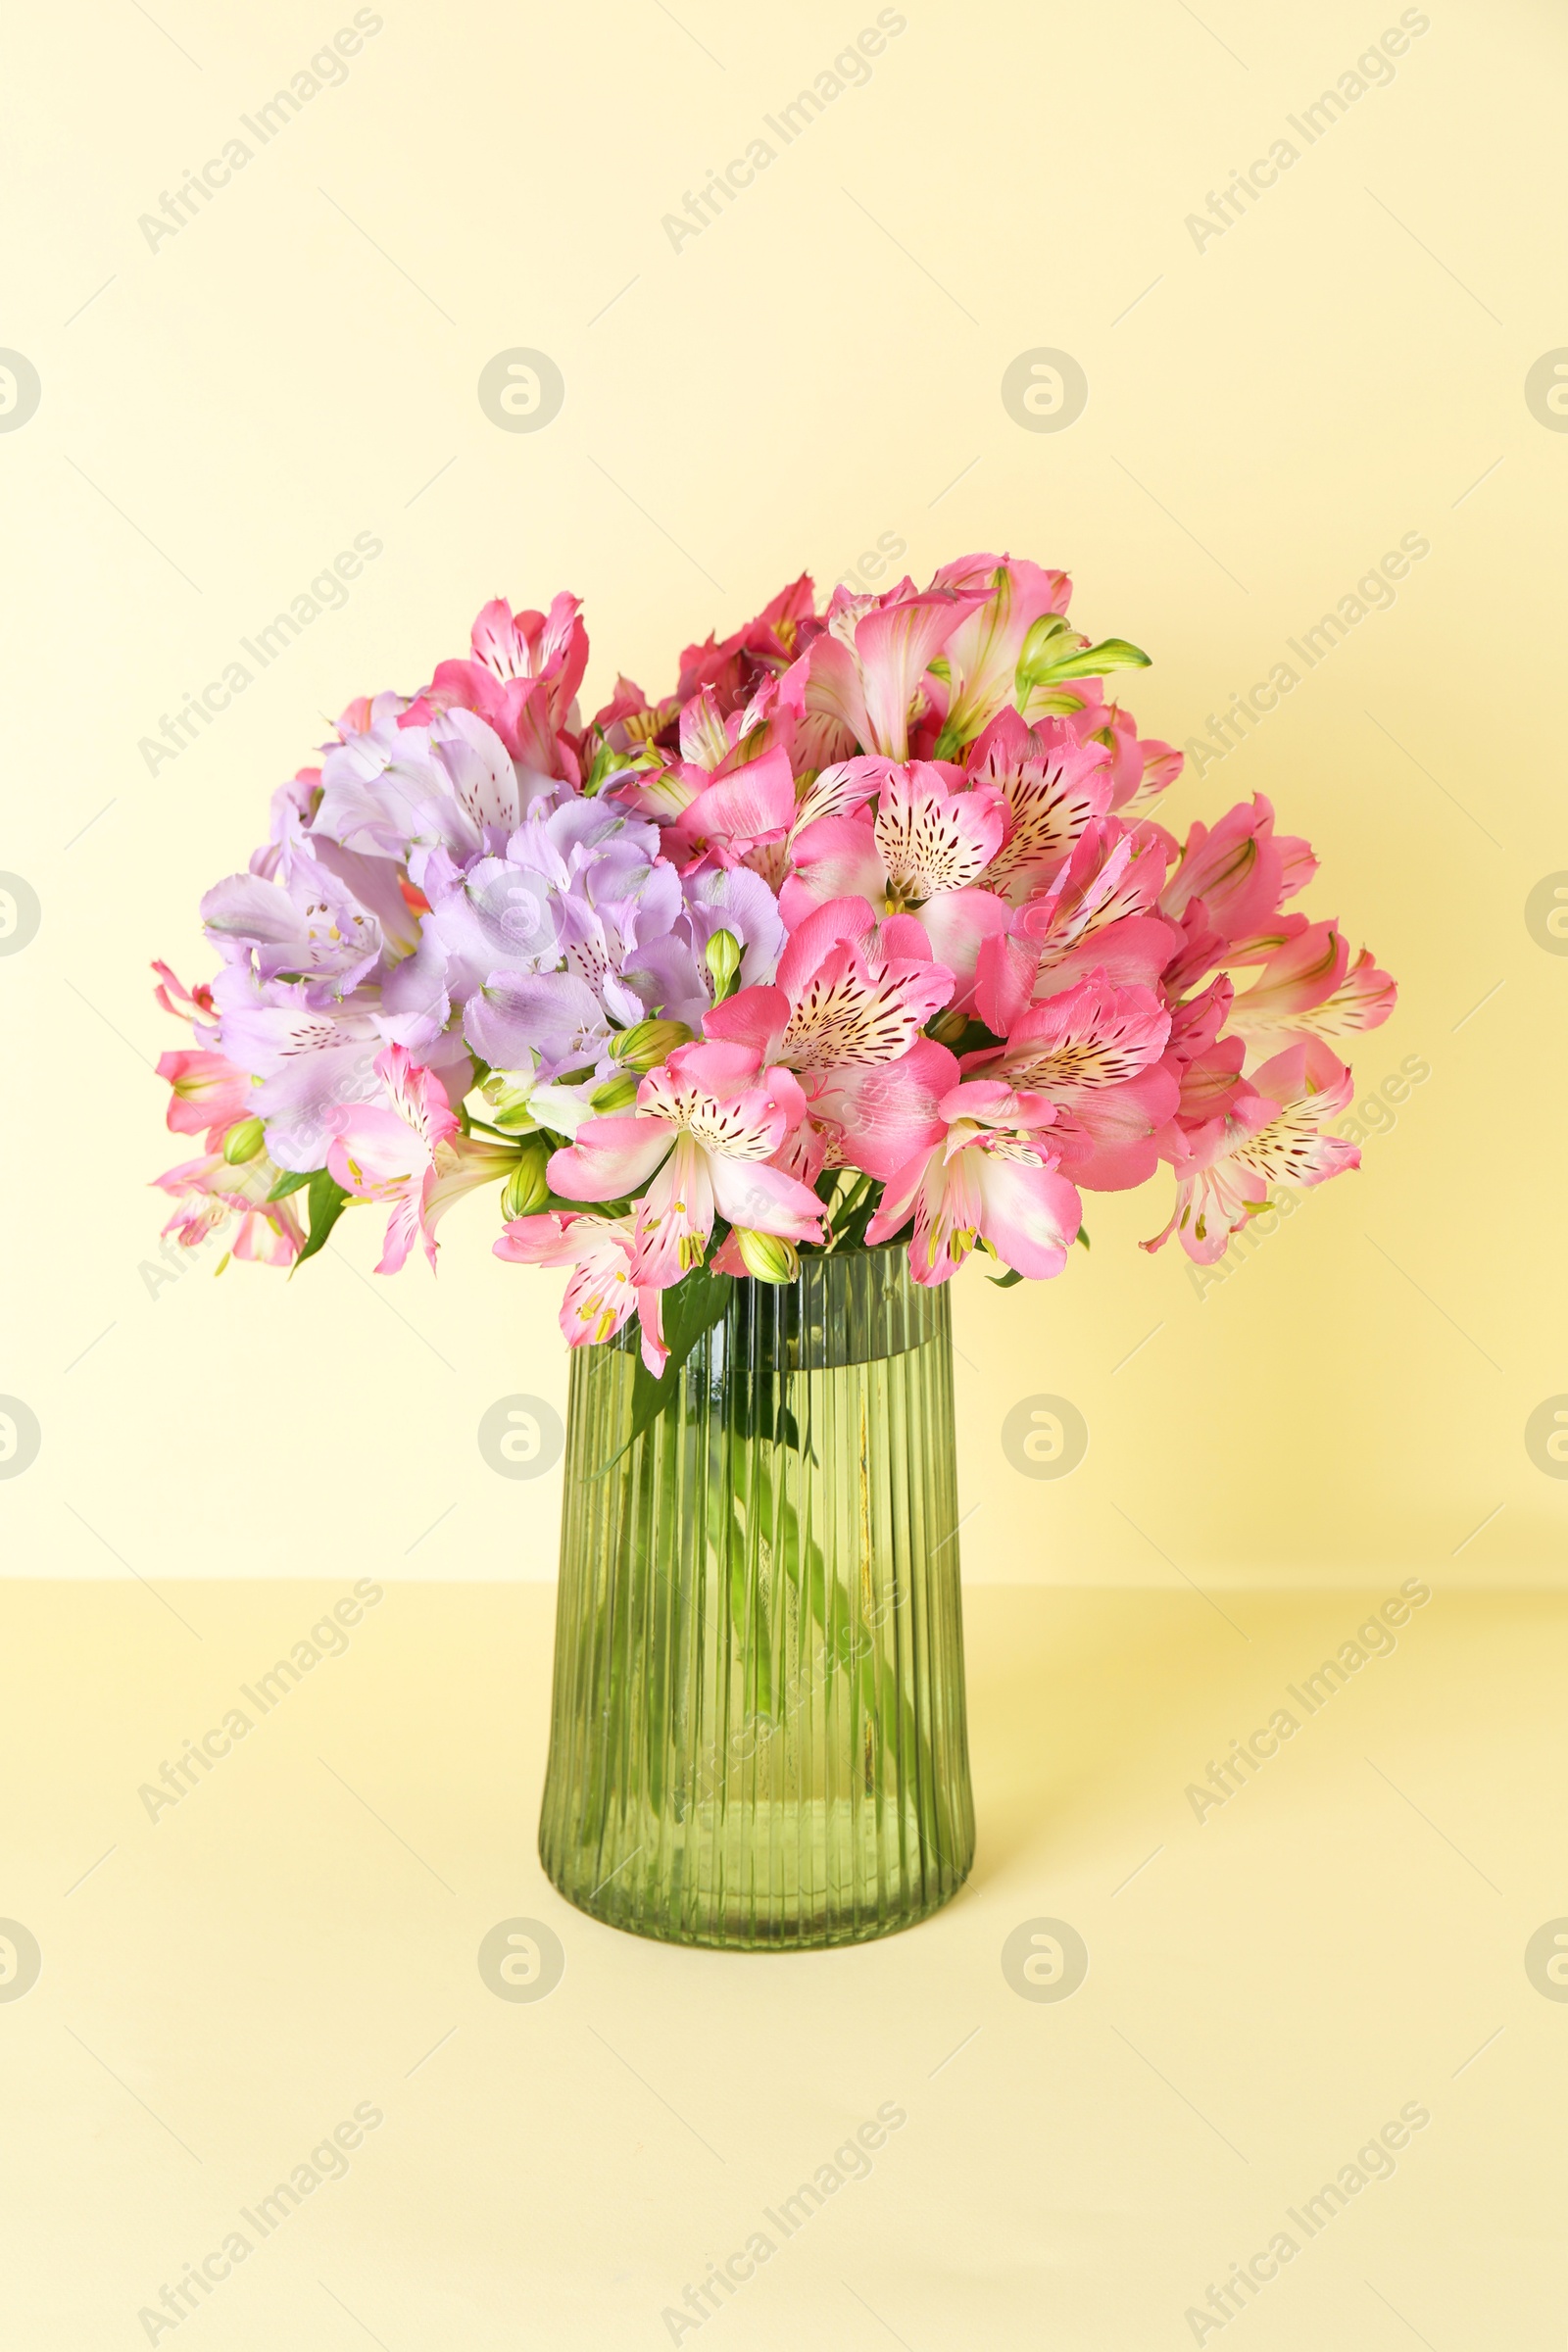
[987,1265,1025,1289]
[291,1169,351,1272]
[1010,612,1078,688]
[601,1262,735,1467]
[834,1185,881,1254]
[267,1168,313,1201]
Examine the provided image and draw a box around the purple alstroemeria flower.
[211,965,468,1173]
[399,796,710,1077]
[312,706,557,878]
[200,857,385,993]
[254,773,425,958]
[463,970,612,1077]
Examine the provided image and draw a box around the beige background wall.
[4,0,1565,1584]
[6,10,1567,2350]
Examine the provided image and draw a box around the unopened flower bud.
[480,1068,544,1134]
[1013,612,1080,692]
[589,1072,641,1115]
[928,1007,967,1046]
[734,1228,799,1284]
[500,1138,552,1222]
[610,1018,692,1072]
[221,1116,266,1164]
[705,929,742,1002]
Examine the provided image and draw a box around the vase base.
[542,1854,973,1952]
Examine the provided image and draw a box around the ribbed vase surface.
[538,1245,975,1949]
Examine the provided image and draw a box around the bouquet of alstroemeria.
[153,555,1394,1404]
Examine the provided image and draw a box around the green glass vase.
[538,1243,975,1949]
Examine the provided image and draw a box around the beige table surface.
[2,1577,1557,2349]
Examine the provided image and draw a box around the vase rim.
[799,1237,908,1263]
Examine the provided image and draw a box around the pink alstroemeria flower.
[154,1154,304,1268]
[974,820,1178,1035]
[965,974,1178,1192]
[1058,680,1184,816]
[151,960,217,1033]
[707,896,953,1072]
[1143,1037,1359,1263]
[1226,919,1396,1051]
[865,1077,1083,1288]
[1015,818,1173,972]
[663,744,798,874]
[1154,976,1250,1138]
[922,554,1073,752]
[156,1050,255,1152]
[961,708,1114,906]
[547,1040,825,1287]
[426,593,588,784]
[795,580,987,766]
[677,572,815,710]
[1159,794,1315,959]
[782,761,1013,1008]
[495,1210,668,1375]
[705,895,956,1180]
[615,673,804,873]
[324,1045,512,1274]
